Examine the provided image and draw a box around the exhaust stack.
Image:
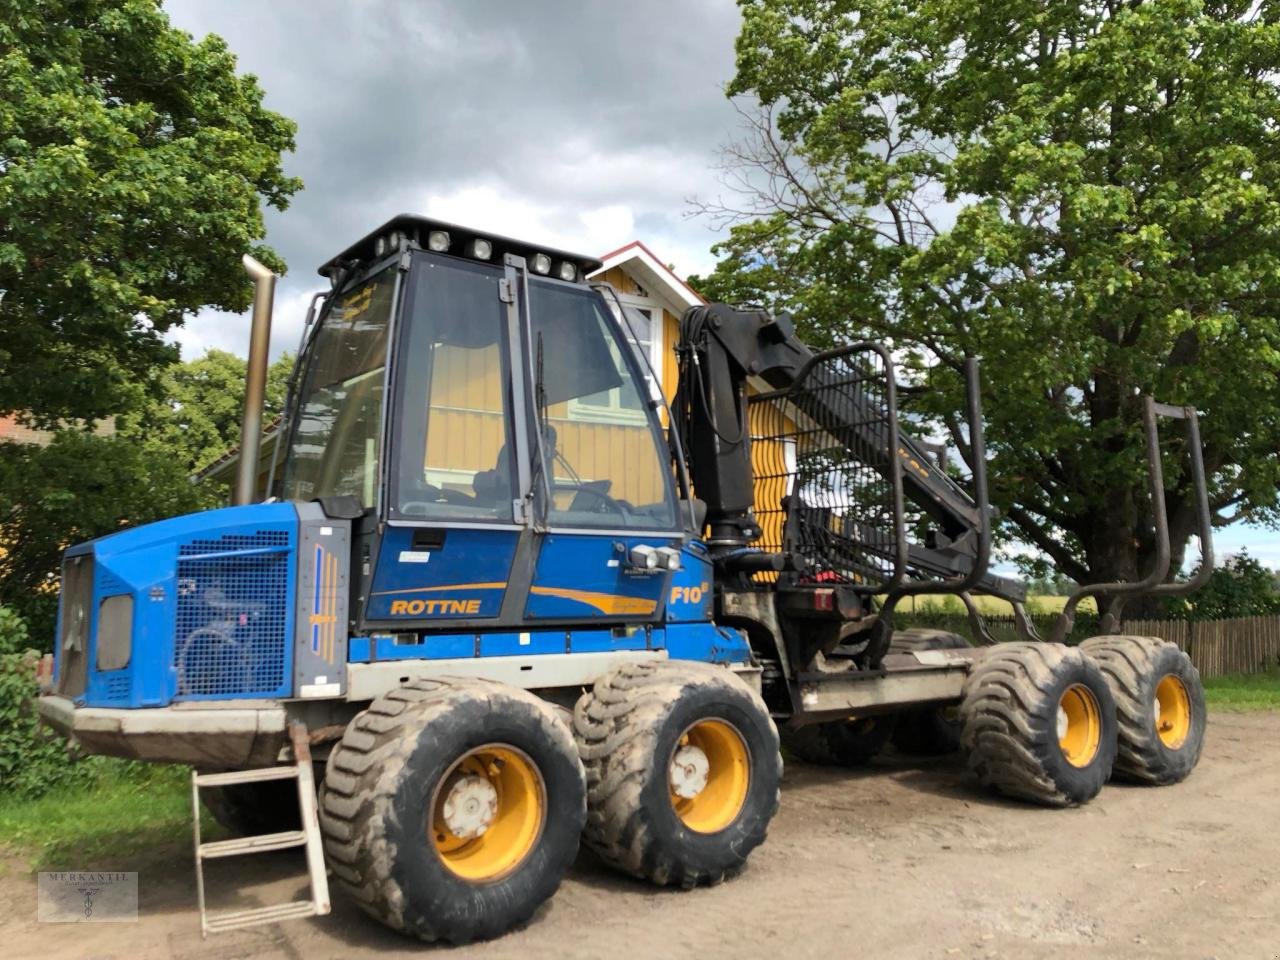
[236,254,277,506]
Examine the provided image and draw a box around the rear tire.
[1080,635,1206,785]
[573,661,781,888]
[319,678,585,944]
[781,715,896,766]
[960,642,1117,807]
[890,629,969,755]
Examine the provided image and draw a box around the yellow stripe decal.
[527,586,657,616]
[373,581,654,616]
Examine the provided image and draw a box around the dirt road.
[2,710,1277,960]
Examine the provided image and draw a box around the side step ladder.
[190,722,331,936]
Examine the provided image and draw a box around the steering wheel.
[555,482,629,517]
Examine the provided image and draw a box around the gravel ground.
[2,710,1277,960]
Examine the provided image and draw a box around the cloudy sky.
[163,0,744,364]
[160,0,1271,568]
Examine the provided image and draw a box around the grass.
[0,764,212,868]
[1203,667,1280,711]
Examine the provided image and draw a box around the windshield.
[280,267,395,507]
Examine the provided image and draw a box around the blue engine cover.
[55,503,299,708]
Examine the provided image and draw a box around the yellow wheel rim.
[1057,684,1102,768]
[429,744,545,883]
[1154,674,1192,749]
[669,719,750,834]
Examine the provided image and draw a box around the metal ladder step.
[194,766,300,788]
[198,830,308,860]
[191,722,330,937]
[203,900,319,935]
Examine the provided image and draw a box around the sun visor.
[531,287,624,406]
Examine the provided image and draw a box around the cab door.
[366,252,524,629]
[520,274,683,624]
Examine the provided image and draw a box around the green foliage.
[0,605,29,656]
[0,0,302,427]
[120,348,293,472]
[0,604,142,799]
[0,431,216,641]
[702,1,1280,608]
[1165,552,1280,621]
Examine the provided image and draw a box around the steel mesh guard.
[748,345,902,590]
[173,531,291,698]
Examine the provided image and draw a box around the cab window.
[528,279,677,530]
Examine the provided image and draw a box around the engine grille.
[55,553,94,697]
[173,530,291,698]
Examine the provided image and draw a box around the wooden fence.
[897,612,1280,678]
[1121,616,1280,679]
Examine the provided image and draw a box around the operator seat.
[472,425,559,503]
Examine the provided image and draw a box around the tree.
[121,349,294,473]
[694,0,1280,619]
[1167,552,1280,620]
[0,431,216,642]
[0,0,301,427]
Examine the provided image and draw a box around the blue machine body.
[53,503,748,710]
[54,503,299,708]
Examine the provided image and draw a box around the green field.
[1202,668,1280,711]
[0,765,204,868]
[889,594,1098,615]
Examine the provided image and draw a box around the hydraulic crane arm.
[672,303,1014,599]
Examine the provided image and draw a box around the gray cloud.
[162,0,744,360]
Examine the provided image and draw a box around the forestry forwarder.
[38,216,1212,943]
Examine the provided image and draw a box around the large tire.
[960,642,1118,807]
[1080,635,1206,785]
[890,629,970,755]
[319,678,586,944]
[573,660,781,888]
[781,715,897,766]
[202,775,306,835]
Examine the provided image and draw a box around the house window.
[570,296,662,423]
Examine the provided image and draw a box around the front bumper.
[38,695,288,767]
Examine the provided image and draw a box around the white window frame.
[567,292,665,424]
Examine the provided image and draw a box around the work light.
[557,261,577,282]
[427,230,451,252]
[531,253,552,275]
[467,238,493,260]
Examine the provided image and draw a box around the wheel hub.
[669,744,711,799]
[440,773,499,839]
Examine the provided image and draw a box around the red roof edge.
[596,240,707,305]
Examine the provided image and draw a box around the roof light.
[427,230,451,252]
[530,253,552,275]
[374,234,389,257]
[467,238,492,260]
[557,261,577,282]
